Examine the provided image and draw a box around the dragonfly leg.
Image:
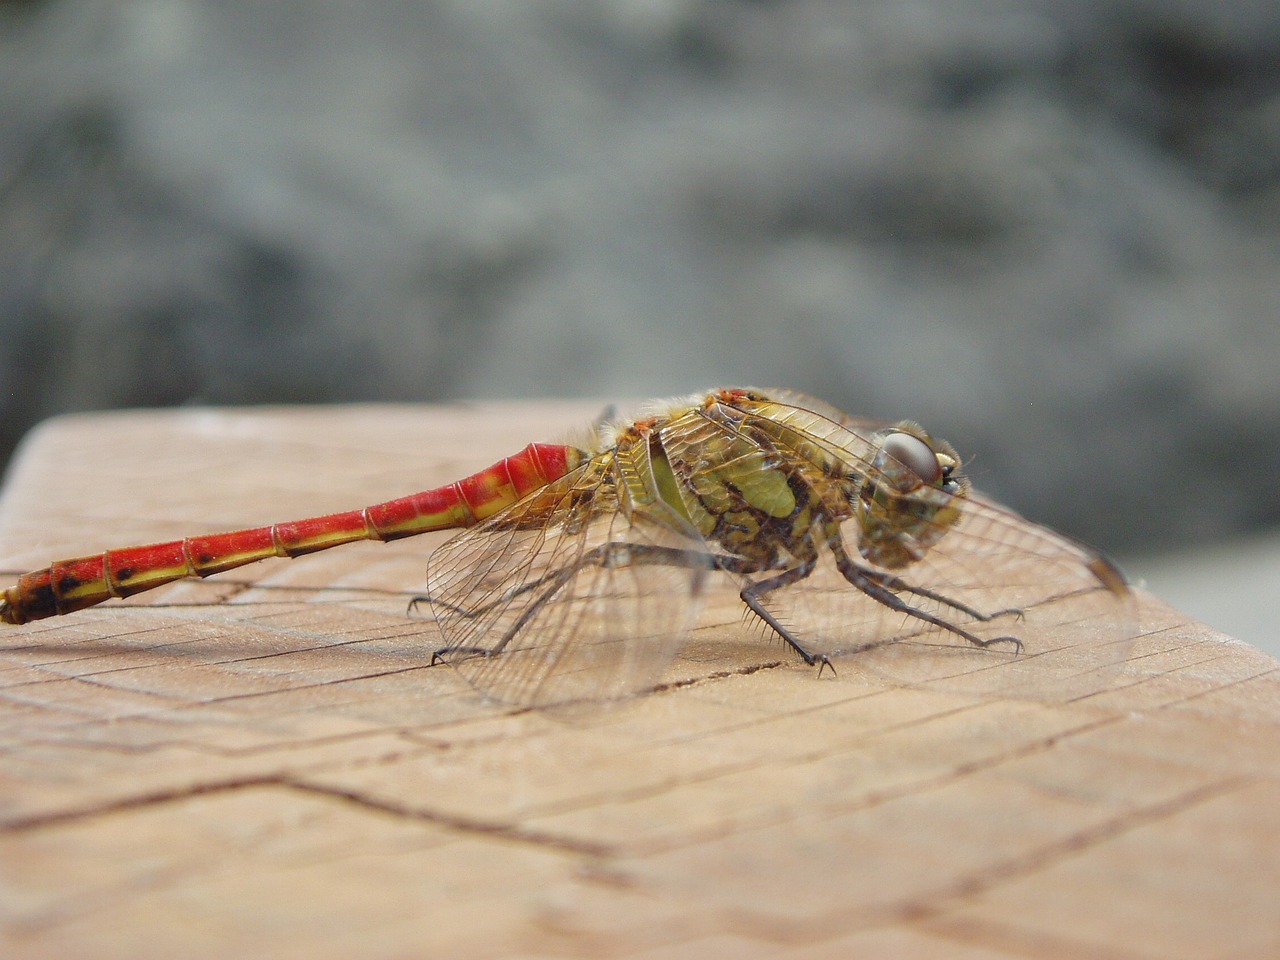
[590,403,619,433]
[430,541,728,664]
[413,582,541,622]
[830,539,1023,652]
[850,565,1023,624]
[738,558,835,671]
[414,541,737,623]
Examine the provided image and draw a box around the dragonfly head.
[855,422,969,569]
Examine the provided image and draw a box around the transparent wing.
[754,388,890,435]
[425,455,712,708]
[743,490,1135,703]
[720,396,1136,702]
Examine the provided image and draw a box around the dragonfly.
[0,388,1133,706]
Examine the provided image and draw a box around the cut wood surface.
[1,402,1277,960]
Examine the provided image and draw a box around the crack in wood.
[918,913,1161,960]
[1153,666,1280,711]
[0,774,614,859]
[649,659,789,695]
[605,712,1128,858]
[689,774,1254,946]
[900,773,1253,916]
[13,722,438,759]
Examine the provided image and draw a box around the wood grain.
[1,403,1277,960]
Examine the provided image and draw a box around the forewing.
[719,396,1135,702]
[425,455,711,708]
[743,491,1135,702]
[755,388,890,436]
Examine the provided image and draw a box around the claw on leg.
[830,538,1027,654]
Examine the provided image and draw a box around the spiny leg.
[590,403,619,433]
[412,570,553,622]
[738,557,836,674]
[852,565,1023,624]
[429,541,734,665]
[414,541,739,622]
[830,538,1023,653]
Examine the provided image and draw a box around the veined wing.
[721,397,1136,702]
[751,493,1133,701]
[755,388,889,436]
[425,449,712,708]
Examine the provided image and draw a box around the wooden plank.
[0,402,1277,960]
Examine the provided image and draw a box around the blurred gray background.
[2,1,1278,651]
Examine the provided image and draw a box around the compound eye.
[879,432,942,486]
